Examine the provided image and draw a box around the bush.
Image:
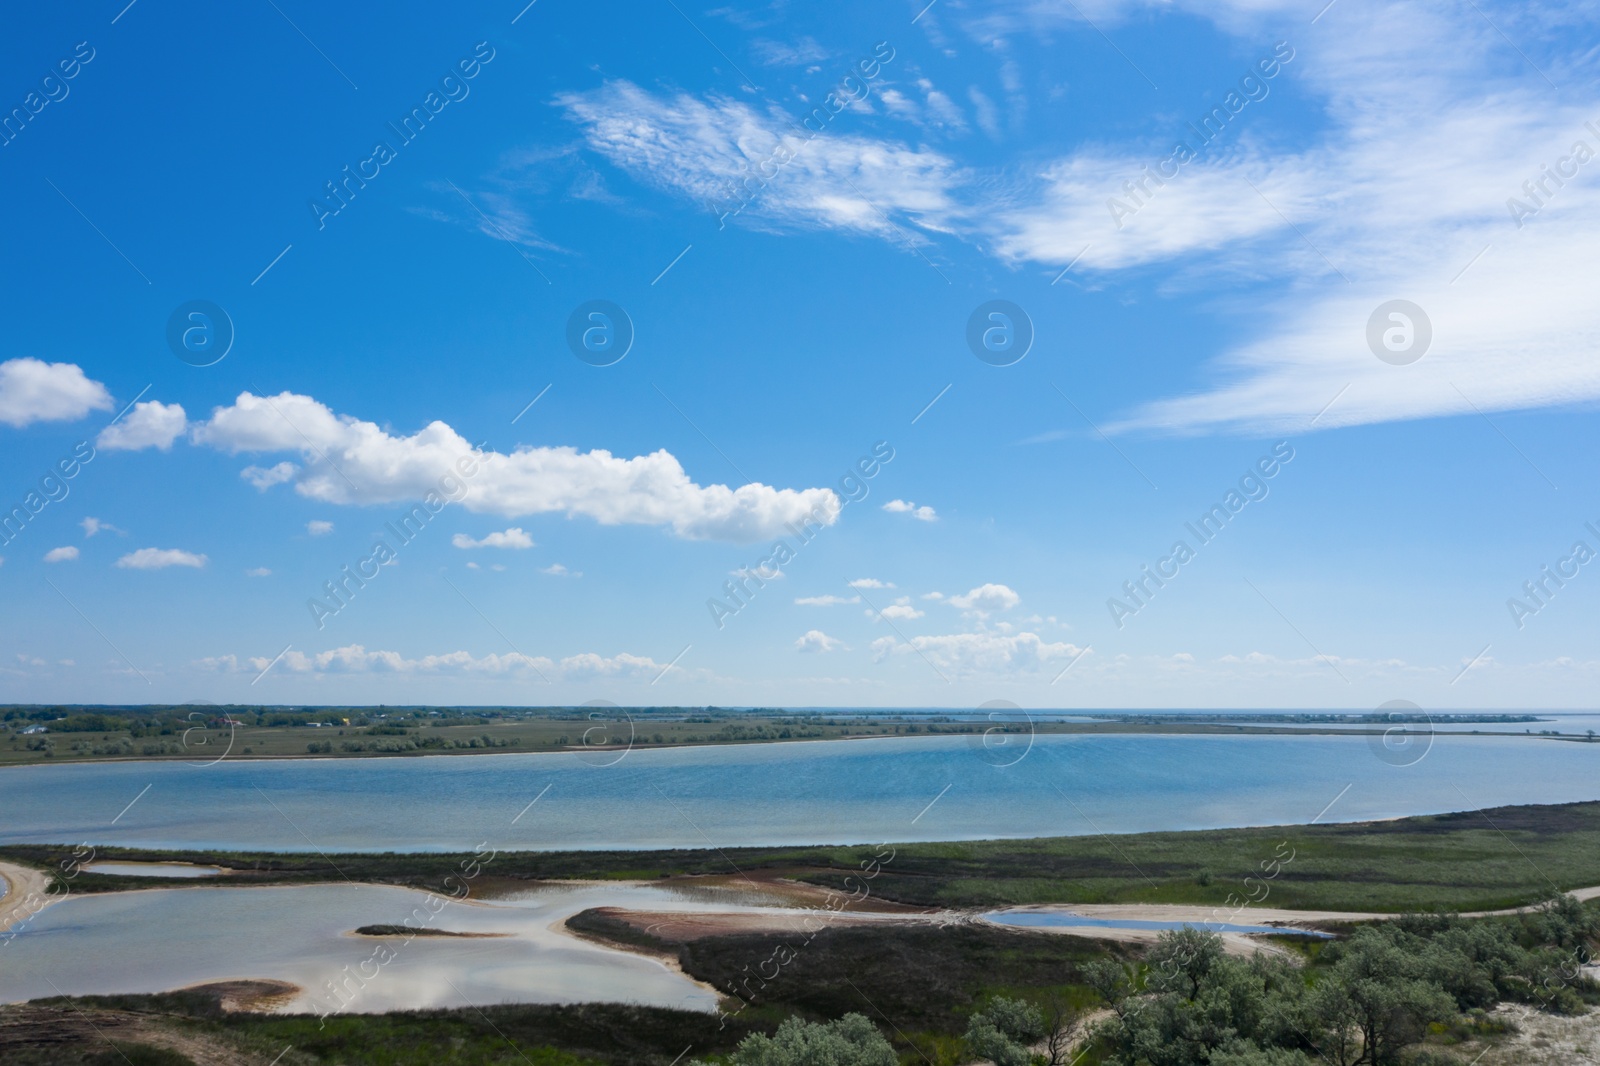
[701,1014,897,1066]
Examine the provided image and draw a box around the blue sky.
[2,0,1597,708]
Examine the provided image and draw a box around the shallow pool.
[986,910,1333,938]
[81,862,223,879]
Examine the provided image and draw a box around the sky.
[1,0,1597,710]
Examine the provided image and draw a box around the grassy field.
[9,800,1600,913]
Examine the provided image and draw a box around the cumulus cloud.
[193,391,837,543]
[540,563,580,576]
[43,546,79,563]
[97,401,186,451]
[246,567,272,577]
[883,499,937,521]
[0,359,113,428]
[452,527,534,550]
[870,603,925,622]
[949,583,1021,612]
[794,629,845,653]
[306,520,334,537]
[795,594,860,606]
[871,630,1084,674]
[115,548,207,570]
[848,578,894,589]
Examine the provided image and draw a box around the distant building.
[19,725,47,735]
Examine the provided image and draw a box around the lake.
[1,732,1594,853]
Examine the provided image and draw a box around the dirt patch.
[574,905,930,944]
[0,861,56,934]
[0,1002,280,1065]
[1436,1004,1600,1064]
[178,980,300,1013]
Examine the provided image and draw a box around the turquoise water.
[987,911,1333,938]
[0,733,1593,852]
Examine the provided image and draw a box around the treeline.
[694,899,1598,1065]
[1080,896,1597,1065]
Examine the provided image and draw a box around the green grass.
[10,800,1600,914]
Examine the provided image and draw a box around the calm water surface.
[81,862,222,878]
[1,733,1593,852]
[986,911,1334,938]
[0,881,777,1011]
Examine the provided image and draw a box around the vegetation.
[1086,897,1598,1064]
[695,1014,898,1066]
[965,995,1076,1065]
[0,704,1585,766]
[13,801,1600,914]
[7,900,1593,1064]
[2,993,756,1065]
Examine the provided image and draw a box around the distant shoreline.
[2,713,1593,768]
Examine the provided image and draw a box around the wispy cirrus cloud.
[556,80,962,241]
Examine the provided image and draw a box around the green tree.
[1312,926,1454,1065]
[708,1013,897,1066]
[965,995,1044,1066]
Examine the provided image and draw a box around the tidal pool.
[0,881,771,1013]
[81,862,223,878]
[986,910,1334,938]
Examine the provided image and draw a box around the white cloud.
[848,578,895,589]
[80,517,122,538]
[199,644,672,681]
[980,2,1600,433]
[795,629,845,653]
[749,36,828,66]
[97,400,186,451]
[115,547,207,570]
[871,631,1084,674]
[883,499,937,521]
[795,594,860,606]
[451,527,534,550]
[557,81,961,241]
[306,520,334,537]
[870,604,925,622]
[43,546,79,563]
[242,462,299,490]
[193,391,838,543]
[0,359,113,428]
[541,563,581,576]
[922,591,945,601]
[949,583,1021,612]
[246,567,272,577]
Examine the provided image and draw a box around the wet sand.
[0,861,53,934]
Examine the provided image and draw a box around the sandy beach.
[0,861,54,934]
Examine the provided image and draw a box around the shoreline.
[0,860,56,934]
[1,719,1594,771]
